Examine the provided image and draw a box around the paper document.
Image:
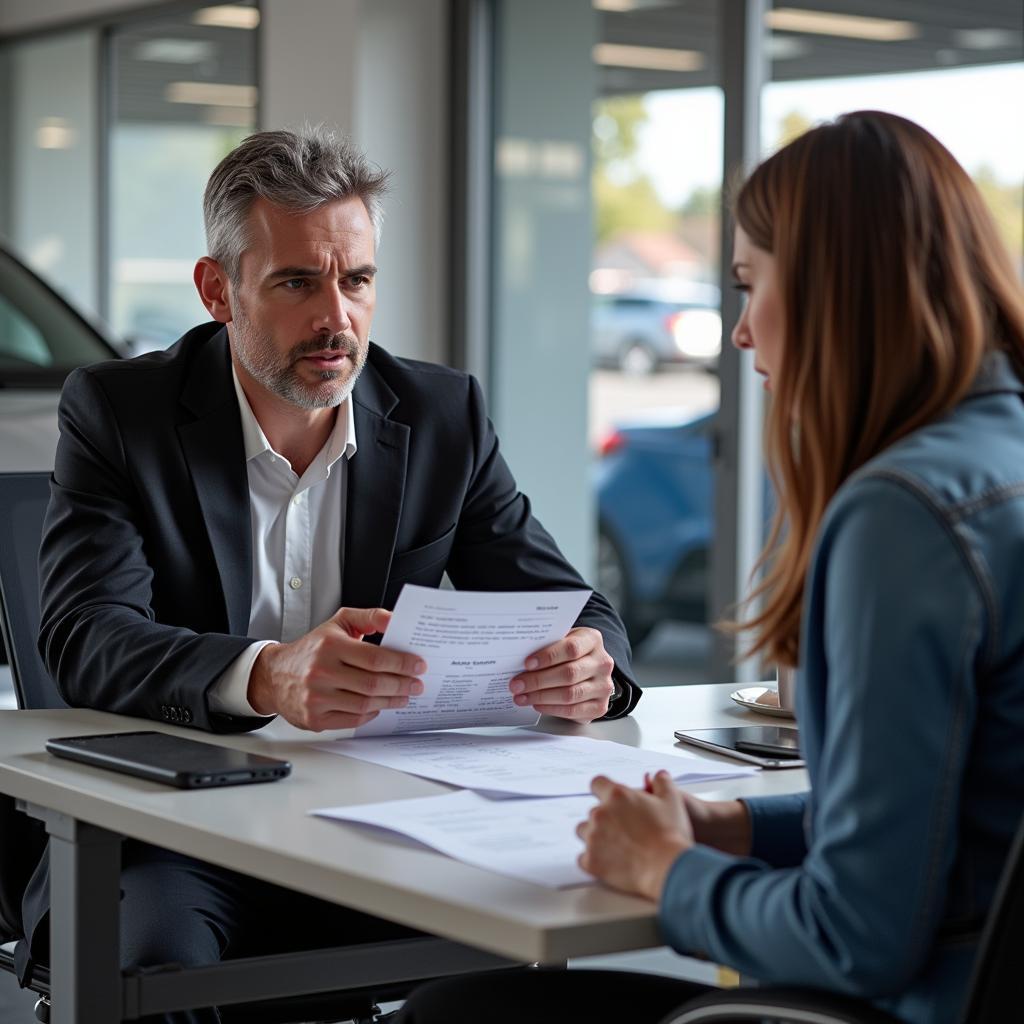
[319,730,755,796]
[312,789,595,888]
[355,585,592,736]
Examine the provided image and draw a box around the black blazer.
[38,323,640,732]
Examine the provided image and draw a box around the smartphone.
[673,726,804,769]
[735,728,801,758]
[46,731,292,789]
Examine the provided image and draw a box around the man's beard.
[231,309,367,410]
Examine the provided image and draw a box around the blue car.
[594,409,715,648]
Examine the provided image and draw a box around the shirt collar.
[231,365,358,466]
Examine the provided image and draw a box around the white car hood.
[0,390,61,471]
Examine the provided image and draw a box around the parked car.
[0,244,122,471]
[592,289,722,375]
[0,244,121,679]
[594,409,714,648]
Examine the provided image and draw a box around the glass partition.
[0,30,100,319]
[0,2,259,350]
[590,0,724,686]
[589,0,1023,686]
[109,3,258,350]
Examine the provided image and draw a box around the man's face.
[227,196,377,410]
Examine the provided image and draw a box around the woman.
[397,111,1024,1024]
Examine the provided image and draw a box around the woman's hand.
[676,790,752,857]
[577,770,695,900]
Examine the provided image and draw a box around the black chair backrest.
[963,812,1024,1023]
[0,472,63,942]
[0,471,67,710]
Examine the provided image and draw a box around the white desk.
[0,684,805,1021]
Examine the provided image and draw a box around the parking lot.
[589,365,720,446]
[590,366,721,686]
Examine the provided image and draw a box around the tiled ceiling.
[597,0,1024,94]
[60,0,1024,121]
[112,4,257,125]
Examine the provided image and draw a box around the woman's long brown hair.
[733,111,1024,667]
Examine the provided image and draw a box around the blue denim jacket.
[659,351,1024,1023]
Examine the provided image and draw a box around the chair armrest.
[659,986,906,1024]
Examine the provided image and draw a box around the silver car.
[592,289,722,375]
[0,244,121,471]
[0,245,121,699]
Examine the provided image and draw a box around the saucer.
[729,686,796,719]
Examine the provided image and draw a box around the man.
[27,127,639,1021]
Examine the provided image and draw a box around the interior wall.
[261,0,449,366]
[489,0,596,575]
[259,0,360,136]
[7,31,99,317]
[355,0,448,367]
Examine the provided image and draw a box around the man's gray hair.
[203,125,390,280]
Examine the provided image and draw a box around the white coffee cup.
[776,665,796,712]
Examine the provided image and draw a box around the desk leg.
[45,812,123,1024]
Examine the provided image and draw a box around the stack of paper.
[355,585,592,736]
[313,790,594,888]
[312,733,753,888]
[308,585,755,889]
[317,730,752,798]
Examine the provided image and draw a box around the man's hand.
[576,771,694,900]
[248,607,427,731]
[509,626,616,722]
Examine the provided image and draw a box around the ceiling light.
[193,5,260,30]
[165,82,258,107]
[593,0,637,10]
[134,39,216,63]
[766,8,918,42]
[593,43,703,73]
[953,28,1019,50]
[767,36,808,60]
[205,105,256,128]
[36,117,75,150]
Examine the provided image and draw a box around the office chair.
[0,471,440,1023]
[0,472,60,1022]
[657,810,1024,1024]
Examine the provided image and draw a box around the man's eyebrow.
[345,263,378,278]
[265,263,379,281]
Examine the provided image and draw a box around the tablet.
[673,726,805,769]
[46,731,292,789]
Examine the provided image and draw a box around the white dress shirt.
[207,368,357,717]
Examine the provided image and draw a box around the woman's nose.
[732,312,752,350]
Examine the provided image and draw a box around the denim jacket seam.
[949,480,1024,520]
[857,467,998,667]
[854,468,987,957]
[836,465,989,963]
[909,598,979,959]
